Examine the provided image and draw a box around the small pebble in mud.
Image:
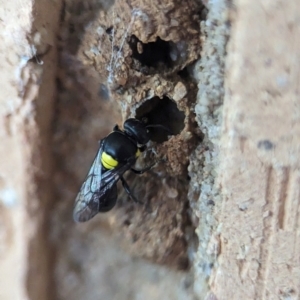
[137,41,143,54]
[98,83,110,100]
[257,139,274,150]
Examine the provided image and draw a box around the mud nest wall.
[53,0,206,299]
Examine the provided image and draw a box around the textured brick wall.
[212,1,300,299]
[0,0,61,299]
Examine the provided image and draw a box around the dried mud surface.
[52,0,203,298]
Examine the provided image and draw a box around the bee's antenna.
[146,124,173,135]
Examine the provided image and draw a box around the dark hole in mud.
[177,64,197,83]
[69,23,75,34]
[177,67,190,79]
[135,96,185,143]
[106,26,113,35]
[106,26,114,41]
[129,35,173,69]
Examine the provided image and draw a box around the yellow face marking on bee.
[101,151,118,170]
[136,148,141,158]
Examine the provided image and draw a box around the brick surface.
[0,0,60,299]
[214,1,300,299]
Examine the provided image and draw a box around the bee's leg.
[113,124,121,131]
[138,145,147,152]
[120,176,143,204]
[130,162,156,175]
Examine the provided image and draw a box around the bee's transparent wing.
[73,141,105,222]
[73,141,136,222]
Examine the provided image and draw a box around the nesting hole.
[177,67,190,80]
[129,35,174,70]
[135,96,185,143]
[106,26,113,35]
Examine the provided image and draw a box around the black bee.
[73,118,168,222]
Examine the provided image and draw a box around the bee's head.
[123,118,150,145]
